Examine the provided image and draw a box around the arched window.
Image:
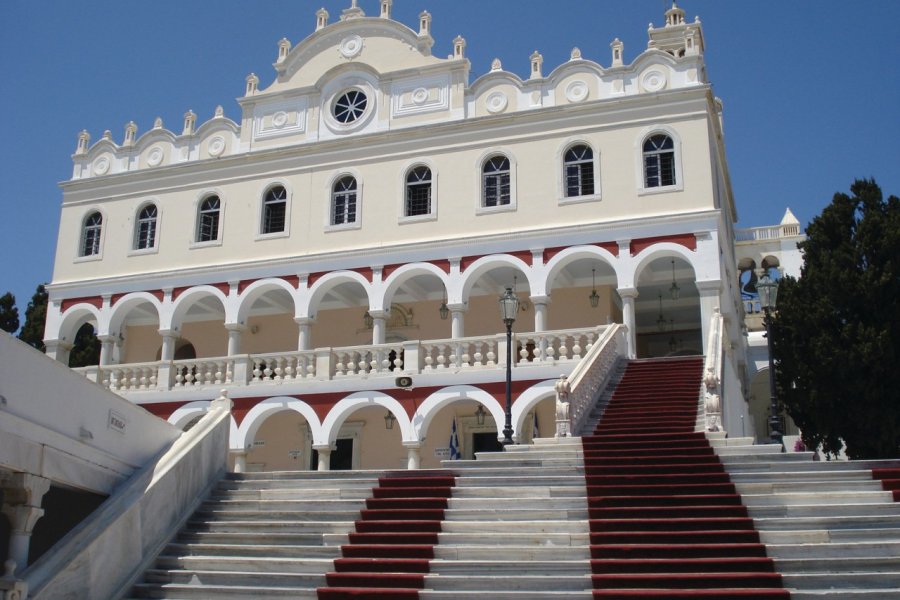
[134,204,158,250]
[643,134,676,188]
[331,176,358,225]
[261,185,287,234]
[564,145,594,197]
[196,195,220,242]
[405,167,432,217]
[482,156,510,207]
[80,212,102,257]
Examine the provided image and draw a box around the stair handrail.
[22,392,233,600]
[702,308,725,431]
[554,324,628,437]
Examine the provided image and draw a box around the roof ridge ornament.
[341,0,365,21]
[316,8,329,30]
[380,0,392,19]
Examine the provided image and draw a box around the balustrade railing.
[553,324,628,437]
[701,309,725,431]
[73,326,602,393]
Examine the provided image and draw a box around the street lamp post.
[757,272,782,448]
[498,287,519,447]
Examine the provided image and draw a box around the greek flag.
[449,417,461,460]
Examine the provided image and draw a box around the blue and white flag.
[449,417,461,460]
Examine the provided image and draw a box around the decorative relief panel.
[565,80,589,103]
[92,154,112,176]
[485,91,508,114]
[146,145,166,167]
[390,75,449,117]
[253,98,309,140]
[640,67,668,93]
[339,35,364,59]
[207,136,226,157]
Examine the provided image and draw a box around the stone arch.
[543,245,619,293]
[236,278,299,324]
[106,292,162,337]
[459,254,535,303]
[167,285,229,331]
[511,380,558,438]
[168,401,240,444]
[631,243,697,283]
[234,396,323,451]
[320,391,412,446]
[380,262,449,310]
[414,385,504,442]
[57,304,102,344]
[306,270,372,316]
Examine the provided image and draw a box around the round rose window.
[333,89,368,124]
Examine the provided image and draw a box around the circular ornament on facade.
[271,111,288,128]
[93,156,110,175]
[565,80,589,103]
[411,87,429,105]
[485,91,508,114]
[147,146,165,167]
[208,136,226,157]
[333,89,369,124]
[641,68,668,92]
[340,35,363,59]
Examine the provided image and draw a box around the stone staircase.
[127,358,900,599]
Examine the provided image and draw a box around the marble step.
[422,592,591,600]
[163,542,340,559]
[192,509,363,522]
[129,583,317,599]
[449,460,585,470]
[142,569,324,588]
[735,480,885,494]
[212,487,374,500]
[428,559,589,575]
[154,555,334,574]
[760,527,900,544]
[217,478,378,491]
[753,514,900,531]
[774,556,900,573]
[444,507,589,521]
[425,574,593,592]
[183,519,356,534]
[742,491,893,506]
[202,499,366,512]
[452,485,586,498]
[748,502,900,518]
[441,519,588,534]
[176,532,332,546]
[783,571,900,589]
[730,470,876,482]
[434,545,591,560]
[322,531,591,547]
[455,475,586,487]
[766,540,900,558]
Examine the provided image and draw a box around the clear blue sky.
[1,1,898,317]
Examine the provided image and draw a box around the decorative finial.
[529,50,543,79]
[610,38,624,67]
[418,11,432,37]
[123,121,138,146]
[76,130,91,155]
[245,73,259,96]
[183,110,196,135]
[380,0,392,19]
[570,47,582,61]
[214,105,224,118]
[341,0,364,20]
[153,117,163,129]
[491,58,502,71]
[453,35,466,59]
[278,38,291,62]
[316,8,329,30]
[102,129,113,141]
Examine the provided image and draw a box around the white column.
[1,474,51,575]
[225,324,245,356]
[696,280,722,354]
[97,335,116,366]
[369,310,388,345]
[231,451,248,473]
[404,442,422,470]
[158,329,178,361]
[295,317,314,351]
[448,303,466,339]
[618,287,638,358]
[313,445,332,471]
[44,340,72,365]
[531,295,550,332]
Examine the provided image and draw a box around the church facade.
[44,2,763,472]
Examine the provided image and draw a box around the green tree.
[0,292,19,333]
[18,284,47,351]
[68,322,101,368]
[771,179,900,459]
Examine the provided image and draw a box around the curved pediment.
[263,17,445,95]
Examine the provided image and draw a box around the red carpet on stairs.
[583,356,791,600]
[317,470,455,600]
[872,468,900,502]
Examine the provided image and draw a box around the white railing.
[735,223,802,242]
[553,324,628,437]
[73,327,602,393]
[701,309,725,431]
